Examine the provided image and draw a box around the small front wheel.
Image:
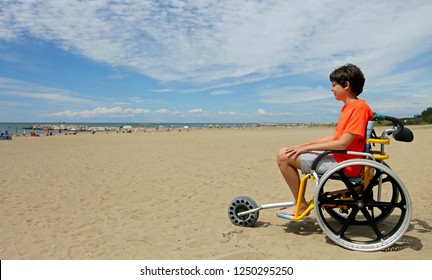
[227,196,259,227]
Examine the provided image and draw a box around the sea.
[0,122,261,135]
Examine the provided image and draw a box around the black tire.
[227,196,259,227]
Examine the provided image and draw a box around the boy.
[276,63,373,218]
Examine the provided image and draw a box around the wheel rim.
[315,159,411,251]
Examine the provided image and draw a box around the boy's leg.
[276,149,309,215]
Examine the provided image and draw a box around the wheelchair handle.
[372,113,414,142]
[373,113,403,129]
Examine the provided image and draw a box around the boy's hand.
[281,145,306,159]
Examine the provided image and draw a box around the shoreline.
[1,122,315,138]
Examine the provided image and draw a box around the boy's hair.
[329,63,365,95]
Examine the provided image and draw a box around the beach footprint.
[222,229,244,242]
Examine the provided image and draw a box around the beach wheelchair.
[227,113,414,252]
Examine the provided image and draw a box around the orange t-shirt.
[332,99,373,176]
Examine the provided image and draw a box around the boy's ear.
[344,81,350,89]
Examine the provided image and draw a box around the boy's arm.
[302,133,355,151]
[280,134,335,156]
[299,134,335,147]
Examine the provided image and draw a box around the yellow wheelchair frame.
[228,113,414,251]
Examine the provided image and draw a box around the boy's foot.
[277,204,310,217]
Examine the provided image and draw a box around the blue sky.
[1,0,431,123]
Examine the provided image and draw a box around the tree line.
[402,107,432,125]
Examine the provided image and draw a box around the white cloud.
[0,100,29,107]
[46,106,259,122]
[155,108,169,113]
[257,108,270,115]
[218,111,245,116]
[130,97,144,103]
[188,108,203,113]
[209,90,232,95]
[48,106,151,118]
[152,89,174,93]
[257,108,296,118]
[2,0,431,87]
[0,77,92,104]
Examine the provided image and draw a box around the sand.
[1,125,431,260]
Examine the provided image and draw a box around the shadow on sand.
[279,217,431,252]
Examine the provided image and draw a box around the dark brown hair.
[330,63,365,95]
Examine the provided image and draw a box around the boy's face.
[331,81,348,102]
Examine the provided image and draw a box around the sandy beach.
[1,125,431,260]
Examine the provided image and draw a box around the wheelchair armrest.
[310,150,346,171]
[310,150,376,172]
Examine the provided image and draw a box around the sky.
[0,0,432,123]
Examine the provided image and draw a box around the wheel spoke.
[336,207,360,237]
[359,208,383,240]
[364,200,402,208]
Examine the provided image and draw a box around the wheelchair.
[227,113,414,252]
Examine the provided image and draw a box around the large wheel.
[314,159,411,252]
[228,196,259,227]
[322,161,399,225]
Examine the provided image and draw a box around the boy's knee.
[277,150,301,169]
[276,152,287,165]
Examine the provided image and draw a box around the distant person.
[276,64,373,218]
